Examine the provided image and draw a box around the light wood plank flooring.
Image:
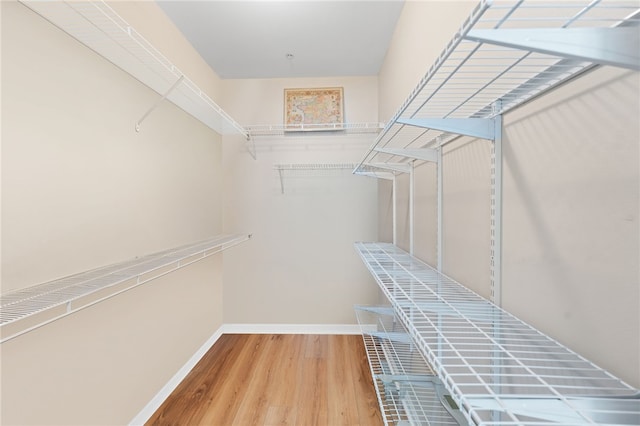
[147,334,383,426]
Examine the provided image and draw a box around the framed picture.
[284,87,344,131]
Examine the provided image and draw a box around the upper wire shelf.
[355,242,640,426]
[19,0,248,138]
[274,163,358,172]
[355,0,640,173]
[246,122,384,137]
[0,234,251,343]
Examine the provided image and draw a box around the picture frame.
[284,87,344,131]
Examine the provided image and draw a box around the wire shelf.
[274,163,358,173]
[356,305,462,426]
[355,242,640,426]
[246,122,384,136]
[355,0,640,172]
[0,234,250,342]
[19,0,248,138]
[273,163,359,193]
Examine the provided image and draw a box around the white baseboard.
[221,323,362,334]
[128,325,225,426]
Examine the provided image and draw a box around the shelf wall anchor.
[247,136,257,160]
[278,168,285,194]
[135,75,185,132]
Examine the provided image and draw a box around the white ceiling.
[157,1,405,79]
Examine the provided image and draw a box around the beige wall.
[501,67,639,388]
[1,1,228,424]
[221,77,380,324]
[378,180,394,244]
[378,2,639,388]
[413,162,438,265]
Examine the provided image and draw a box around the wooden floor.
[147,334,383,426]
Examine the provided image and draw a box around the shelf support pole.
[392,175,397,246]
[437,146,443,272]
[490,108,503,307]
[135,75,185,132]
[409,161,415,255]
[436,144,444,364]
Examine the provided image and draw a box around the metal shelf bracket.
[354,171,395,181]
[374,147,439,163]
[277,167,285,194]
[369,331,413,345]
[378,374,439,386]
[135,75,185,132]
[366,162,412,174]
[465,27,640,71]
[396,117,496,140]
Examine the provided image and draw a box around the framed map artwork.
[284,87,344,131]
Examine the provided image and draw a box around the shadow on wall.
[501,67,639,353]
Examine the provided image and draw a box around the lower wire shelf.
[1,234,251,342]
[356,305,463,426]
[355,242,640,426]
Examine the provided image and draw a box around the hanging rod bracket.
[354,171,395,181]
[135,75,185,132]
[247,135,257,160]
[366,162,413,174]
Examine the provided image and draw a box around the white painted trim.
[221,323,363,335]
[128,325,226,426]
[128,323,362,425]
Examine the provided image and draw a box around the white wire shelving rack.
[19,0,248,138]
[354,0,639,170]
[355,242,640,426]
[354,0,640,307]
[0,234,251,343]
[356,305,463,426]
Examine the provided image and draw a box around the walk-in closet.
[2,1,638,425]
